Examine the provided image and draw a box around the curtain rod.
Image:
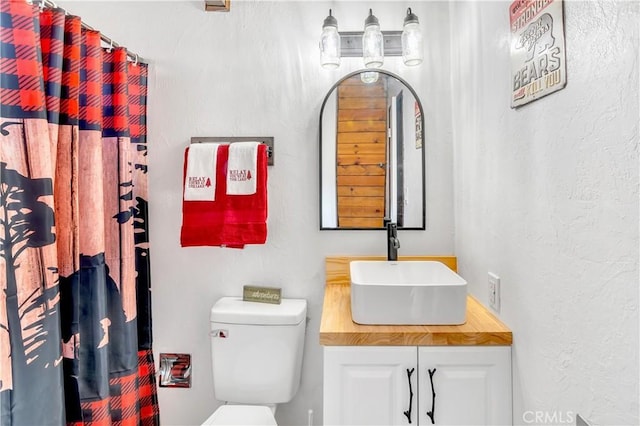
[33,0,146,64]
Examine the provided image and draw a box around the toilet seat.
[202,405,277,425]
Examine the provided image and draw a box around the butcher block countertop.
[319,256,513,346]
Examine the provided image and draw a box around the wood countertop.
[319,256,513,346]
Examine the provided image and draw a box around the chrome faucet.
[385,219,400,261]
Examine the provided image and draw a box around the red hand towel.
[180,144,268,248]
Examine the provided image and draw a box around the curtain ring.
[133,53,139,67]
[107,39,113,53]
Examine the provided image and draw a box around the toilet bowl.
[202,405,276,425]
[202,297,307,426]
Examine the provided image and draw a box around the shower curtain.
[0,1,159,424]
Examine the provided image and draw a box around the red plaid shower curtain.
[0,1,159,424]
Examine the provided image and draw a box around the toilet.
[202,296,307,425]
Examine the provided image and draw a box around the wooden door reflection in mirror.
[337,75,387,228]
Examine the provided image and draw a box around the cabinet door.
[324,346,418,426]
[418,347,511,425]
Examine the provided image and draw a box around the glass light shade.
[320,9,340,69]
[320,26,340,69]
[402,22,423,66]
[402,8,423,66]
[362,10,383,68]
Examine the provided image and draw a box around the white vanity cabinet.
[323,346,512,426]
[416,346,512,425]
[324,346,418,425]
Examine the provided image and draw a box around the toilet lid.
[202,405,277,425]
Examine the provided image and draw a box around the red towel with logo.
[180,144,268,248]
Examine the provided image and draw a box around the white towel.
[184,143,219,201]
[226,142,259,195]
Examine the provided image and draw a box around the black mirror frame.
[319,69,426,231]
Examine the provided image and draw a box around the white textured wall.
[59,1,455,424]
[449,1,639,425]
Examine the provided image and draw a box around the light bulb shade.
[320,26,340,69]
[320,9,340,69]
[360,71,379,84]
[362,10,383,68]
[402,8,423,66]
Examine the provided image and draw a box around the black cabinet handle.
[403,368,415,423]
[426,368,437,424]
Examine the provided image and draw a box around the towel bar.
[190,136,274,166]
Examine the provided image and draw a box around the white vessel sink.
[350,260,468,325]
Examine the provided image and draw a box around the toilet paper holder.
[158,353,192,388]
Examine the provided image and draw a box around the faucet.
[385,219,400,261]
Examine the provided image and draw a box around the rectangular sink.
[350,260,468,325]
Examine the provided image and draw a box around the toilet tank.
[210,297,307,404]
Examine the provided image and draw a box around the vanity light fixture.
[318,8,423,69]
[320,9,340,69]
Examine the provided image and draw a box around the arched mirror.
[319,70,425,230]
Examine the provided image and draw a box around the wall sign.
[510,0,567,107]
